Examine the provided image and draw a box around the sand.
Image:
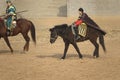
[0,16,120,80]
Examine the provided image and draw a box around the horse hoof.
[61,59,64,60]
[61,57,65,60]
[93,56,99,58]
[96,56,99,58]
[11,50,13,53]
[79,55,83,59]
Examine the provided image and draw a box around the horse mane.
[0,18,4,23]
[52,24,68,35]
[0,18,5,28]
[54,24,68,29]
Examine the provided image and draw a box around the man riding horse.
[5,0,16,35]
[72,8,105,40]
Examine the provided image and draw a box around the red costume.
[74,12,106,35]
[74,19,83,26]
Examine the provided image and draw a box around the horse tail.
[99,35,106,52]
[30,21,36,45]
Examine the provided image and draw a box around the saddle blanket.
[4,20,16,29]
[78,23,87,37]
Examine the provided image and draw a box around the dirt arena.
[0,16,120,80]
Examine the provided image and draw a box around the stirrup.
[6,29,13,36]
[10,31,13,36]
[6,30,10,36]
[75,35,80,40]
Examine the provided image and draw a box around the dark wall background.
[1,0,120,18]
[68,0,120,16]
[0,0,67,18]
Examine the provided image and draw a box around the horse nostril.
[50,40,53,44]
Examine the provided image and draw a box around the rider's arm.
[74,19,83,26]
[7,6,16,16]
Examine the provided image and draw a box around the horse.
[0,18,36,53]
[49,24,106,59]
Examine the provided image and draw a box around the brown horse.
[0,18,36,53]
[49,24,106,59]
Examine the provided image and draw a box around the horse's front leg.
[72,42,83,59]
[61,42,70,59]
[3,36,13,53]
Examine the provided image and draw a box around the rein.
[50,30,58,40]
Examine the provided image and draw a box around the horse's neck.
[57,27,69,38]
[57,30,63,37]
[0,19,5,28]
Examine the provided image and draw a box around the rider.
[72,8,101,40]
[5,0,16,33]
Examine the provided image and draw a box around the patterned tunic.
[6,5,16,29]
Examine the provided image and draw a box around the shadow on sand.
[0,50,25,54]
[36,53,93,59]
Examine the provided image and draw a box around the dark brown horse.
[49,24,106,59]
[0,18,36,53]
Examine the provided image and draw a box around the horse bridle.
[50,30,58,40]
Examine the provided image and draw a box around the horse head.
[49,24,68,44]
[49,27,58,44]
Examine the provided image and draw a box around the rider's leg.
[6,17,12,36]
[71,24,76,41]
[71,24,76,35]
[6,17,12,30]
[74,27,80,40]
[71,25,80,40]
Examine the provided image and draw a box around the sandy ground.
[0,16,120,80]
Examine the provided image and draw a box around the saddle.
[11,20,17,28]
[4,20,17,36]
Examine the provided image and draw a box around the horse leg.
[22,34,30,51]
[90,40,99,58]
[61,42,70,59]
[3,36,13,53]
[72,43,83,58]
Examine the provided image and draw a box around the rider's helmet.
[78,8,84,13]
[6,0,12,3]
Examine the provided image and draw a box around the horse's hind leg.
[22,34,30,51]
[90,39,99,58]
[3,36,13,53]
